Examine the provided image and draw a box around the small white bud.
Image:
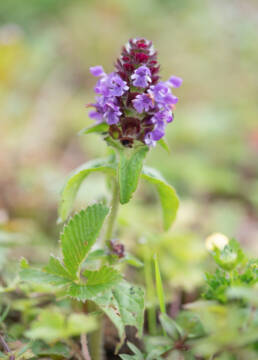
[205,233,229,251]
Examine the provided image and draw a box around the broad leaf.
[59,158,115,221]
[94,280,145,339]
[79,122,109,135]
[142,166,179,230]
[119,146,148,204]
[67,266,122,301]
[61,204,109,278]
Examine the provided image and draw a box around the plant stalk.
[81,333,92,360]
[90,179,120,360]
[104,179,120,245]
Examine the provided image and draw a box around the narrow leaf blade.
[79,122,109,135]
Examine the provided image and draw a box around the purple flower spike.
[133,93,154,113]
[87,38,182,148]
[131,65,152,88]
[90,65,105,77]
[168,76,183,88]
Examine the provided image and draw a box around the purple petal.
[90,66,105,77]
[168,76,182,88]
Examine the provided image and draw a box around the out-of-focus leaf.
[25,309,97,343]
[154,254,166,314]
[160,313,184,340]
[79,122,109,135]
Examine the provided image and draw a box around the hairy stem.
[90,179,120,360]
[81,334,92,360]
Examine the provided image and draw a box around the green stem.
[104,179,120,245]
[90,179,120,360]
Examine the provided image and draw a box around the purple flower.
[168,76,182,88]
[152,110,173,124]
[150,82,178,109]
[103,102,122,125]
[89,110,104,123]
[107,73,129,97]
[133,93,154,113]
[95,73,128,98]
[131,65,151,88]
[90,65,105,77]
[144,132,156,147]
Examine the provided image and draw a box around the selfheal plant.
[88,38,182,148]
[19,38,180,360]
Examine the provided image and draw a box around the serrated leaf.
[59,158,115,221]
[119,146,149,204]
[94,280,145,339]
[44,255,75,281]
[19,267,71,287]
[79,122,109,135]
[67,266,122,301]
[142,166,179,230]
[61,204,109,278]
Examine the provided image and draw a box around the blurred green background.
[1,0,258,288]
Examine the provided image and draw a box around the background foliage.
[0,0,258,358]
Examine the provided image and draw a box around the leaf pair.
[59,154,179,231]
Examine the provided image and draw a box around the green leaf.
[123,253,143,268]
[157,138,170,153]
[67,266,122,301]
[61,204,109,278]
[142,166,179,230]
[119,146,149,204]
[159,313,184,340]
[154,254,166,314]
[44,255,75,281]
[25,309,97,343]
[59,158,115,221]
[120,342,145,360]
[94,280,145,339]
[20,266,71,287]
[79,122,109,135]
